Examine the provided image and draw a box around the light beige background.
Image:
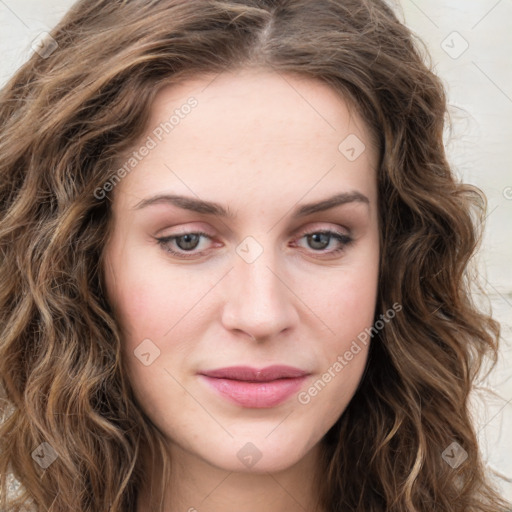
[1,0,511,503]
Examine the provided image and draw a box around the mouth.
[198,365,310,408]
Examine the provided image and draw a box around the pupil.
[178,234,199,250]
[308,233,329,250]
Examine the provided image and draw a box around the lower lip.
[199,375,308,408]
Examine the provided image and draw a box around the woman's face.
[103,69,380,473]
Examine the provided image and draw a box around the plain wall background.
[1,0,511,503]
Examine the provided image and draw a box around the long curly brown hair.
[0,0,509,511]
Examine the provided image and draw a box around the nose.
[220,244,299,342]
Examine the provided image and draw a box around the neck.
[136,442,327,512]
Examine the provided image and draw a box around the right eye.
[155,231,213,259]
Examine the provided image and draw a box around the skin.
[102,68,380,512]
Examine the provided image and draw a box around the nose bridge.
[221,235,296,338]
[239,244,280,300]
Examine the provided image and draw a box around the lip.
[199,365,309,408]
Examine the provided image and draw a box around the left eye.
[296,230,353,253]
[155,229,353,259]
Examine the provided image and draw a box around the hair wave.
[0,0,509,511]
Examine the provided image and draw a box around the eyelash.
[155,229,353,260]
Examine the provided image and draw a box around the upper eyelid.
[159,219,352,236]
[157,226,351,248]
[158,224,351,241]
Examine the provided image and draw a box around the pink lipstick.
[199,365,309,408]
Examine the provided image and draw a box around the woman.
[0,0,509,511]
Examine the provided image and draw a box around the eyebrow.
[132,191,369,218]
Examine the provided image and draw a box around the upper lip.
[199,365,309,382]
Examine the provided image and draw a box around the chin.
[187,431,319,474]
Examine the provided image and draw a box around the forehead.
[112,69,379,213]
[148,68,375,149]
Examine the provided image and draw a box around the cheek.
[299,266,376,428]
[106,262,193,416]
[334,270,378,335]
[108,272,166,342]
[104,237,183,340]
[104,243,214,389]
[311,256,379,348]
[303,247,378,411]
